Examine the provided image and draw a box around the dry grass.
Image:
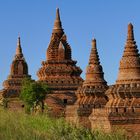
[0,108,139,140]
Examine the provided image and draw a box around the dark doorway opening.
[63,99,68,104]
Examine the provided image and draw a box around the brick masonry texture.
[0,9,140,136]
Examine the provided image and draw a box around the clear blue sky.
[0,0,140,88]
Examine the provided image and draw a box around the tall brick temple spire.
[69,38,108,128]
[37,8,83,116]
[15,36,23,58]
[105,24,140,134]
[116,23,140,84]
[77,38,108,106]
[84,38,107,86]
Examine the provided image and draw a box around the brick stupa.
[66,38,108,127]
[104,23,140,134]
[0,37,31,109]
[37,8,83,116]
[77,39,108,106]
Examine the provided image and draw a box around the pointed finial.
[56,8,61,22]
[91,38,96,48]
[127,23,134,40]
[85,38,107,86]
[17,36,21,47]
[53,8,64,33]
[89,38,100,65]
[15,36,23,57]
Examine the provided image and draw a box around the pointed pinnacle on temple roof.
[127,23,134,40]
[89,38,100,65]
[53,8,64,34]
[84,38,107,86]
[123,23,139,57]
[116,23,140,84]
[15,36,23,58]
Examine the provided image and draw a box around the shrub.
[20,78,49,113]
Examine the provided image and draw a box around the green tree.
[20,78,49,113]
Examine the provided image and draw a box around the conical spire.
[89,39,100,65]
[84,38,107,86]
[15,36,23,58]
[122,23,139,57]
[76,38,108,108]
[116,23,140,84]
[53,8,64,34]
[56,8,61,23]
[127,23,134,40]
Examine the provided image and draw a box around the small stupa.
[0,37,31,109]
[66,38,108,127]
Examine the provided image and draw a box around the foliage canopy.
[20,78,49,113]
